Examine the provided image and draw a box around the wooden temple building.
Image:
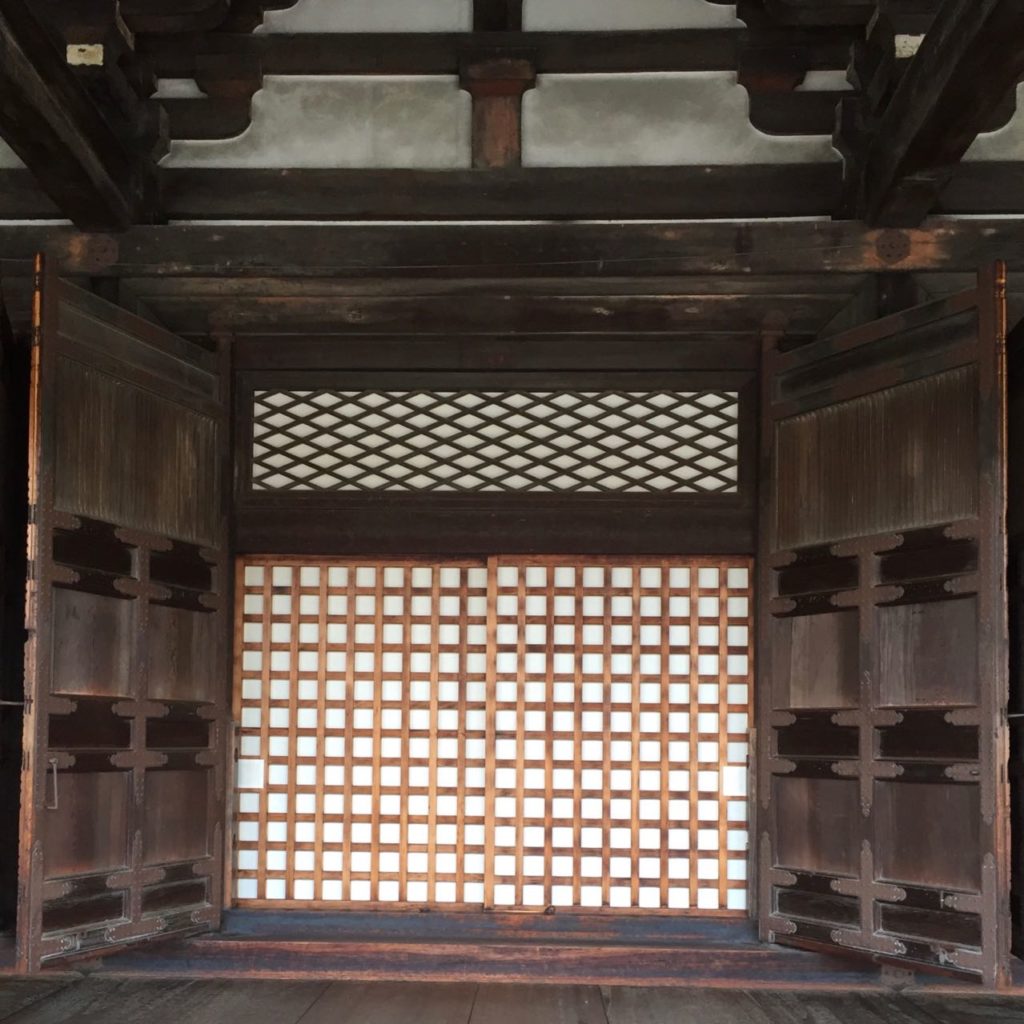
[2,0,1024,1014]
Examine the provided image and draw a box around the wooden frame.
[233,369,757,557]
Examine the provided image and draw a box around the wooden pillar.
[460,58,536,170]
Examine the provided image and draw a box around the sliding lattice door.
[233,557,752,914]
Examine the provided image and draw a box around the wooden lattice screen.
[233,557,753,914]
[249,389,740,493]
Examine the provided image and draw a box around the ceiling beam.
[0,220,1022,279]
[134,292,847,336]
[473,0,523,32]
[842,0,1024,226]
[158,166,843,221]
[0,0,160,229]
[136,28,852,78]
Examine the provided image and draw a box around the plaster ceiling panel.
[964,83,1024,161]
[523,0,740,30]
[163,76,471,168]
[257,0,473,32]
[522,73,839,166]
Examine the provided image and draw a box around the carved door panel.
[758,266,1011,985]
[18,261,230,968]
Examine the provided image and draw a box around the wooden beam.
[135,292,846,336]
[473,0,523,32]
[136,28,854,78]
[158,166,842,221]
[848,0,1024,226]
[8,163,1024,223]
[0,0,158,228]
[229,335,762,372]
[117,0,230,33]
[1,220,1023,278]
[0,170,61,219]
[760,0,878,25]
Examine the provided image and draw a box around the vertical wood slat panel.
[233,555,752,914]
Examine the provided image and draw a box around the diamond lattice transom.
[251,390,740,493]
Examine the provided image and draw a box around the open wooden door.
[17,259,230,969]
[758,265,1011,985]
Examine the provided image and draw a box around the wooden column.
[460,58,536,170]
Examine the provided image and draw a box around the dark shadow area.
[0,287,28,936]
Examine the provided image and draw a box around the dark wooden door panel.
[17,261,229,969]
[757,265,1011,985]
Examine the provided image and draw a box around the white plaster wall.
[965,83,1024,161]
[163,76,472,168]
[523,0,740,30]
[258,0,472,32]
[522,73,838,166]
[0,139,24,168]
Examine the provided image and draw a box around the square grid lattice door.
[232,557,753,914]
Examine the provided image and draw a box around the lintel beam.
[136,28,854,78]
[0,219,1021,278]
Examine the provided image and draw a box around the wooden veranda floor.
[0,979,1021,1024]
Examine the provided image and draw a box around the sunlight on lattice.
[233,558,752,914]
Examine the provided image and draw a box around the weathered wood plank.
[0,980,75,1022]
[604,987,776,1024]
[299,981,477,1024]
[471,984,607,1024]
[90,936,885,987]
[902,994,1024,1023]
[746,991,941,1024]
[602,988,1024,1024]
[4,979,328,1024]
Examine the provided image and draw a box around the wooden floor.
[0,979,1021,1024]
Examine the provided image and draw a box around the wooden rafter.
[0,0,160,229]
[841,0,1024,226]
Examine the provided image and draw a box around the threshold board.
[74,911,960,990]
